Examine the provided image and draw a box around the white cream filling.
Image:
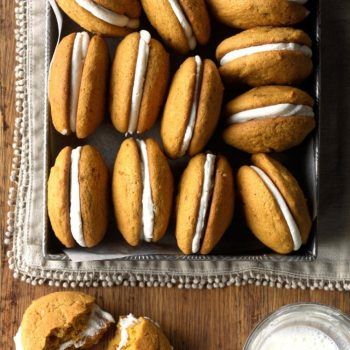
[70,146,86,247]
[75,0,139,28]
[180,55,203,156]
[250,166,302,251]
[227,104,314,125]
[168,0,196,50]
[14,305,114,350]
[14,327,24,350]
[220,42,312,66]
[192,154,216,254]
[137,140,155,242]
[117,314,139,350]
[70,32,90,133]
[59,304,115,350]
[128,30,151,134]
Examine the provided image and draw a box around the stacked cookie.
[208,0,315,254]
[47,0,315,256]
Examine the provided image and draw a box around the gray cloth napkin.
[5,0,350,290]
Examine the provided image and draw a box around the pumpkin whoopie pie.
[216,27,313,86]
[110,30,170,135]
[14,292,114,350]
[237,153,312,254]
[108,314,172,350]
[207,0,309,29]
[47,145,109,248]
[176,152,234,255]
[161,56,224,159]
[55,0,141,37]
[141,0,211,54]
[112,138,174,246]
[49,32,109,138]
[223,86,315,153]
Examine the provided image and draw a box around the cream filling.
[180,55,203,156]
[70,147,86,247]
[117,314,139,350]
[59,304,115,350]
[14,327,23,350]
[250,166,302,251]
[14,305,114,350]
[227,104,314,124]
[192,154,216,254]
[70,32,90,133]
[137,140,155,242]
[75,0,139,28]
[168,0,196,50]
[128,30,151,134]
[220,42,312,66]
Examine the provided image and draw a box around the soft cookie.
[47,145,109,248]
[14,292,114,350]
[49,32,109,138]
[176,152,234,255]
[216,27,313,86]
[237,153,312,254]
[207,0,309,29]
[110,30,170,135]
[161,56,224,159]
[112,138,174,246]
[141,0,210,54]
[56,0,141,37]
[223,86,315,153]
[108,314,172,350]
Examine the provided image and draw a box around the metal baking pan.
[44,0,320,262]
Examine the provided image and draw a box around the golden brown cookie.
[56,0,141,37]
[14,291,114,350]
[110,30,170,135]
[49,32,109,138]
[207,0,309,29]
[176,152,234,255]
[161,56,224,159]
[112,138,174,246]
[47,145,109,248]
[223,86,316,153]
[141,0,211,54]
[216,27,313,86]
[108,314,172,350]
[237,153,312,254]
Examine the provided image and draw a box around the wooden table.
[1,1,349,349]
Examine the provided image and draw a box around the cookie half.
[110,30,170,135]
[216,27,313,86]
[207,0,309,29]
[176,153,234,255]
[108,314,172,350]
[47,145,109,248]
[161,56,224,159]
[141,0,210,54]
[56,0,141,37]
[112,138,174,246]
[14,291,114,350]
[223,86,316,153]
[49,32,109,138]
[237,153,312,254]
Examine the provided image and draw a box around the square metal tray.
[44,0,320,262]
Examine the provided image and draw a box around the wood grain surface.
[1,1,349,349]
